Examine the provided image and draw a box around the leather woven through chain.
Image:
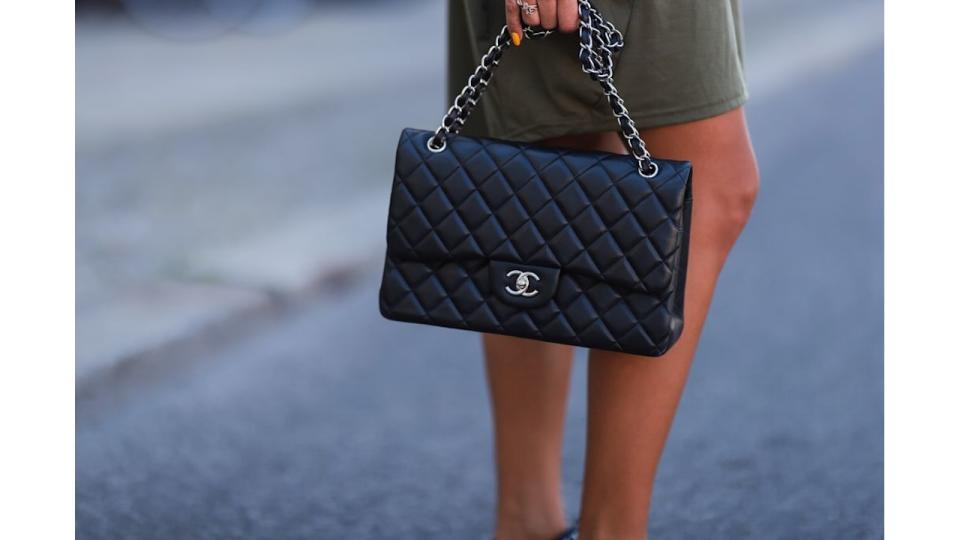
[429,0,656,176]
[379,129,693,357]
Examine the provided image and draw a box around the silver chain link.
[428,0,657,177]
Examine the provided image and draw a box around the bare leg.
[577,108,760,540]
[486,335,574,540]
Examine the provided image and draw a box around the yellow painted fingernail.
[511,32,522,46]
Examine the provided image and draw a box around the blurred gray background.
[76,0,883,538]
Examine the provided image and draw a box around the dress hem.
[486,92,749,143]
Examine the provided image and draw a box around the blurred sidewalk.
[75,0,882,387]
[76,1,444,383]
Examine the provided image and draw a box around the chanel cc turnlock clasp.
[505,270,540,297]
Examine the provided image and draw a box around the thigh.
[641,106,755,166]
[586,107,758,362]
[642,107,759,281]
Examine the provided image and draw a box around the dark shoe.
[491,524,578,540]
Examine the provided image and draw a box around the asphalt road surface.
[76,39,883,540]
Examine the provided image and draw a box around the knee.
[710,158,760,238]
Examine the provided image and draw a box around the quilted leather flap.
[387,129,692,296]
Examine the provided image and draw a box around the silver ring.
[638,161,659,178]
[426,137,446,153]
[516,0,538,15]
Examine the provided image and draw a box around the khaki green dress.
[449,0,748,142]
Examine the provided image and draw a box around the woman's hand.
[506,0,580,46]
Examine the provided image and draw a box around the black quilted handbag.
[378,1,693,356]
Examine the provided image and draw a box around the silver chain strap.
[428,0,658,178]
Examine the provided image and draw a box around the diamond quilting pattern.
[380,128,693,357]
